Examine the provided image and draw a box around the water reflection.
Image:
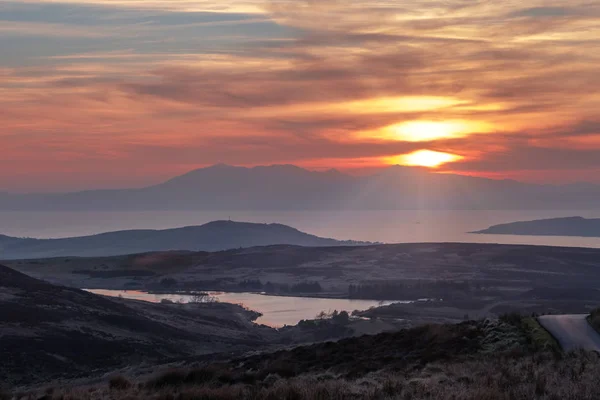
[86,289,404,327]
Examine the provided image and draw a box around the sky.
[1,0,600,192]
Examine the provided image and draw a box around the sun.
[386,150,464,168]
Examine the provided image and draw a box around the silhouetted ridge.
[1,164,599,211]
[0,263,40,287]
[0,220,366,259]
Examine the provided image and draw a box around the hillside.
[12,314,600,399]
[0,264,276,386]
[473,216,600,237]
[1,164,600,211]
[0,220,365,259]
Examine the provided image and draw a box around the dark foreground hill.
[0,220,365,259]
[473,216,600,237]
[0,264,276,387]
[13,313,600,400]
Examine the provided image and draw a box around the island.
[0,220,369,259]
[472,216,600,237]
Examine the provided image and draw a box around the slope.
[0,220,364,259]
[0,264,275,386]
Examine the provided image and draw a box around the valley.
[4,242,600,398]
[6,242,600,327]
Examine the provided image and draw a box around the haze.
[2,0,600,192]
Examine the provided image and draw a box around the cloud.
[5,0,265,13]
[1,0,600,190]
[0,21,112,37]
[509,7,581,18]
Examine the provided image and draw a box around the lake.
[86,289,400,327]
[1,210,600,247]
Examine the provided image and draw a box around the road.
[538,314,600,352]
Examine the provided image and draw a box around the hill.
[12,314,600,399]
[0,220,365,259]
[0,263,276,386]
[473,216,600,237]
[1,164,600,210]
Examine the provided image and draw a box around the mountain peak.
[207,163,236,169]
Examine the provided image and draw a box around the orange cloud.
[2,0,600,190]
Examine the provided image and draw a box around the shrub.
[263,360,298,378]
[185,366,222,385]
[588,307,600,333]
[109,375,132,390]
[522,317,560,353]
[0,388,11,400]
[499,312,523,326]
[146,370,187,388]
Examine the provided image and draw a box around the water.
[1,210,600,248]
[86,289,399,327]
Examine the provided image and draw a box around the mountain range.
[0,220,366,259]
[1,164,600,210]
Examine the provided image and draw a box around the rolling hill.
[0,220,365,259]
[0,263,276,386]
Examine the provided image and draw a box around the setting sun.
[387,150,464,168]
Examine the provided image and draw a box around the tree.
[332,311,350,325]
[189,292,216,303]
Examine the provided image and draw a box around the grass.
[13,351,600,400]
[522,317,562,353]
[10,315,595,399]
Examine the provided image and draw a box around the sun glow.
[388,120,491,142]
[354,119,493,143]
[387,150,464,168]
[247,96,465,118]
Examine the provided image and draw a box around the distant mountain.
[473,216,600,237]
[0,220,366,259]
[0,263,274,386]
[1,164,600,210]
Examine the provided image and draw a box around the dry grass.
[108,376,132,391]
[12,351,600,400]
[12,315,599,400]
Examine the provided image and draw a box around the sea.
[1,210,599,248]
